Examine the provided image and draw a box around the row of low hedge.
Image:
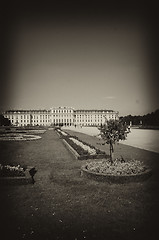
[55,128,108,160]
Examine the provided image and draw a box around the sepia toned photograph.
[0,2,159,240]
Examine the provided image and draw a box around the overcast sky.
[1,2,159,116]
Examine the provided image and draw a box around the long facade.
[3,107,119,127]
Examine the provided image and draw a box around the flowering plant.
[0,164,26,177]
[70,137,96,155]
[85,158,147,175]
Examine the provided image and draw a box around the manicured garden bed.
[55,128,108,160]
[0,164,37,184]
[0,133,42,141]
[81,159,152,183]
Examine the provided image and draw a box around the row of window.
[32,120,49,123]
[52,115,73,117]
[52,110,73,113]
[11,119,73,123]
[11,120,30,123]
[53,119,72,122]
[8,115,116,122]
[32,115,49,118]
[6,114,117,119]
[15,122,103,126]
[76,115,103,118]
[75,119,104,122]
[76,115,115,118]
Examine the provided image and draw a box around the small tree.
[99,120,127,164]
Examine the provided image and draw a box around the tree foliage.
[99,120,127,163]
[120,109,159,126]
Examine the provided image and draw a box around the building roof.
[4,108,118,114]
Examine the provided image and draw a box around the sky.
[1,2,159,116]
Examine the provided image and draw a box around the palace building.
[3,107,119,127]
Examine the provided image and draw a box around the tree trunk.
[109,141,114,164]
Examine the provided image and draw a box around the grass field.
[0,129,159,240]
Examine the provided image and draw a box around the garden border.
[56,129,108,160]
[62,138,107,160]
[62,139,80,159]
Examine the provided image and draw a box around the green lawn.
[0,129,159,240]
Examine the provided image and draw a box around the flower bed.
[55,128,108,160]
[0,133,41,141]
[81,159,152,183]
[24,130,46,134]
[69,137,96,155]
[56,129,68,136]
[0,164,26,177]
[0,164,37,185]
